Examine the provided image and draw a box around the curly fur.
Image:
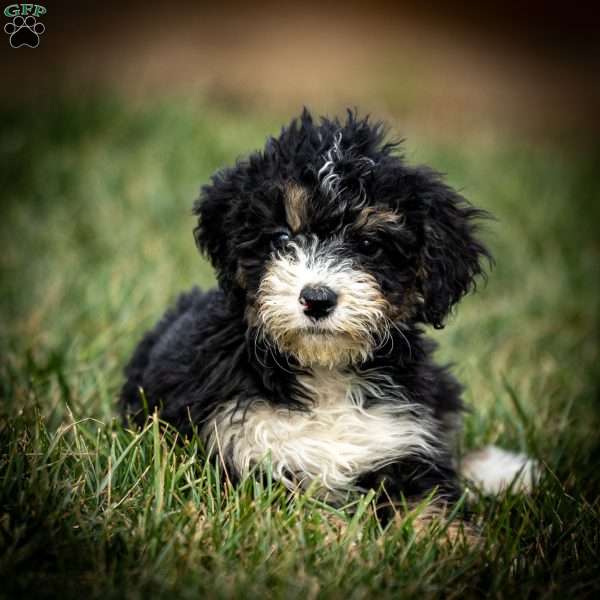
[120,109,532,517]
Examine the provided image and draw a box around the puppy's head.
[194,110,490,368]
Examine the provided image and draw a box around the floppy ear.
[193,166,241,292]
[411,167,491,328]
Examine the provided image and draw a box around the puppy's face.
[195,112,489,368]
[251,184,412,367]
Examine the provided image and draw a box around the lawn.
[1,96,599,598]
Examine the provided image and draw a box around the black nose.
[299,285,338,320]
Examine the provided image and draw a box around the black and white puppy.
[120,110,536,517]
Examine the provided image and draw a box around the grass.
[1,95,599,598]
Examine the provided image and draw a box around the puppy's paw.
[461,445,540,495]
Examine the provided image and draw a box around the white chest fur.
[202,368,436,498]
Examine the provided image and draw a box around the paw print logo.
[4,15,45,48]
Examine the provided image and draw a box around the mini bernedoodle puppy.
[120,110,537,526]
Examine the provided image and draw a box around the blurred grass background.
[1,1,599,597]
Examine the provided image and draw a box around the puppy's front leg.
[357,457,480,544]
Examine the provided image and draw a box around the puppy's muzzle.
[299,285,338,320]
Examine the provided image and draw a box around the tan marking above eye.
[284,183,309,233]
[355,206,405,231]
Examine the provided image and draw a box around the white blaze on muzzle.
[256,239,390,367]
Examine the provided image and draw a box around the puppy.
[120,110,536,524]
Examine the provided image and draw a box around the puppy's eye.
[358,239,382,257]
[271,231,291,251]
